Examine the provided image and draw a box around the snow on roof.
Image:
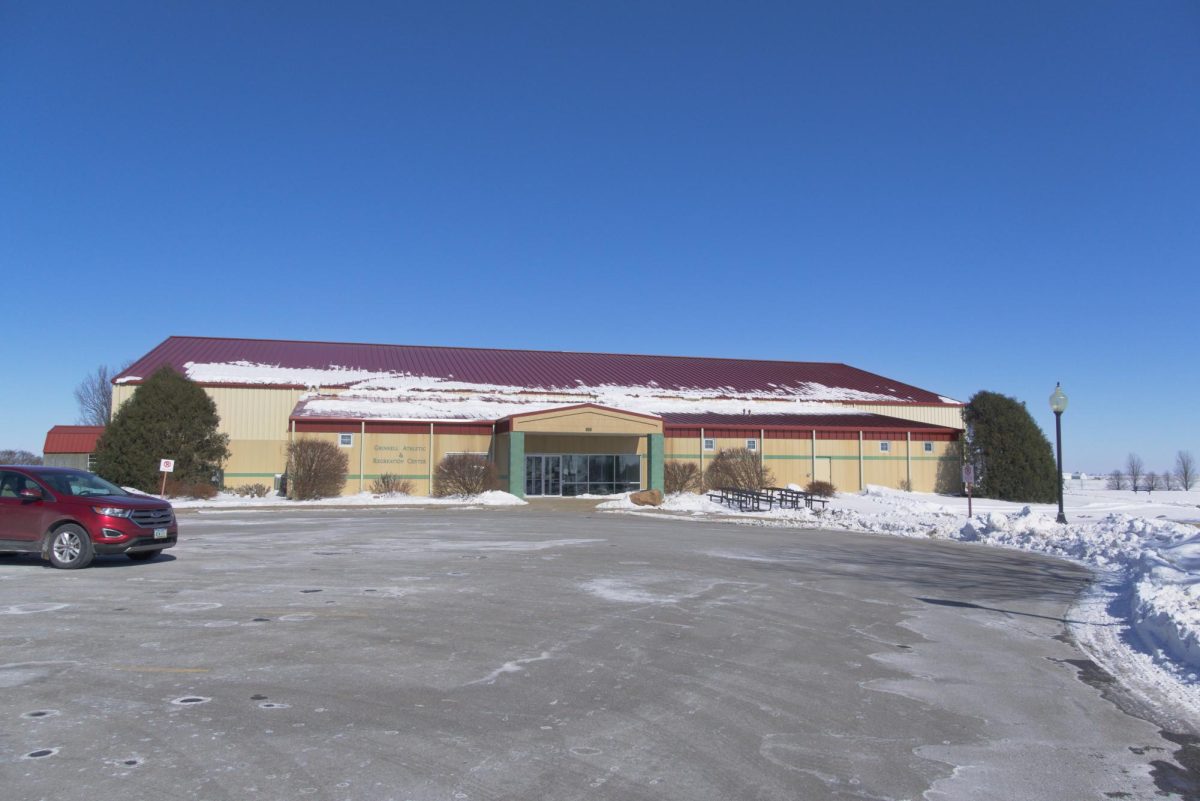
[116,336,961,405]
[290,389,884,425]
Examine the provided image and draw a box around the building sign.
[372,442,427,467]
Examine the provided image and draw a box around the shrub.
[664,461,702,494]
[93,366,230,493]
[963,390,1058,503]
[232,483,270,498]
[163,478,218,500]
[371,474,414,495]
[805,480,836,498]
[704,448,773,491]
[433,454,498,497]
[287,438,348,500]
[898,478,913,492]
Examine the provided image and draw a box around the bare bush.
[371,474,414,495]
[805,480,836,498]
[664,461,702,494]
[433,454,498,497]
[1161,471,1174,491]
[1126,454,1144,493]
[1178,451,1197,491]
[1145,472,1161,493]
[232,483,270,498]
[704,448,773,491]
[74,363,127,426]
[287,438,348,500]
[898,478,913,492]
[1106,470,1126,490]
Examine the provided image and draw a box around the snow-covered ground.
[599,480,1200,725]
[167,489,527,509]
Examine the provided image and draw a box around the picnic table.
[705,487,831,513]
[764,486,829,511]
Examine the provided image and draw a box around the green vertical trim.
[647,433,665,492]
[508,432,526,498]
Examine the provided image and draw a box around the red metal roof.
[659,412,956,431]
[43,426,105,454]
[117,336,958,404]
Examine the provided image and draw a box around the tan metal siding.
[524,434,645,456]
[840,403,965,430]
[513,408,662,434]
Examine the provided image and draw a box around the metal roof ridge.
[155,334,845,368]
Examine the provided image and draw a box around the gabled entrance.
[501,404,666,498]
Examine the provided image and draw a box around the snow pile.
[1133,534,1200,669]
[466,490,528,507]
[601,485,1200,679]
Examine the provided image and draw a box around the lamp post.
[1049,383,1068,524]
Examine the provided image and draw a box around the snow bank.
[168,491,526,509]
[600,485,1200,680]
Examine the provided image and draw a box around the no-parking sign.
[160,459,175,473]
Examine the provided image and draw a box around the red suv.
[0,466,177,569]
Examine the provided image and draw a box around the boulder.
[629,489,664,507]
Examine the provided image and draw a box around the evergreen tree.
[963,390,1059,503]
[93,367,230,492]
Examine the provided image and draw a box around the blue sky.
[2,2,1197,472]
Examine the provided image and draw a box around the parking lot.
[1,505,1193,800]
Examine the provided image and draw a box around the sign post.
[962,463,975,517]
[159,459,175,496]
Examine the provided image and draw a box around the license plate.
[154,528,168,539]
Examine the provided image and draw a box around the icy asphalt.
[2,504,1197,801]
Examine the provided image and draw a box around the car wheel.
[127,550,161,562]
[47,525,95,569]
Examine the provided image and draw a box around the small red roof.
[43,425,105,454]
[117,335,959,405]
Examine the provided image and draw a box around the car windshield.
[33,470,129,498]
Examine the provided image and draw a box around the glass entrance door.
[544,455,561,496]
[525,455,562,496]
[528,453,641,496]
[525,455,544,496]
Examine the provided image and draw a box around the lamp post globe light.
[1049,383,1068,524]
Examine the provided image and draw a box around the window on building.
[703,438,715,451]
[339,433,354,447]
[923,441,934,453]
[746,439,758,451]
[879,441,890,453]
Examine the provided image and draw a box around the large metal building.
[112,336,965,497]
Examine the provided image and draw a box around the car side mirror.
[18,487,43,501]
